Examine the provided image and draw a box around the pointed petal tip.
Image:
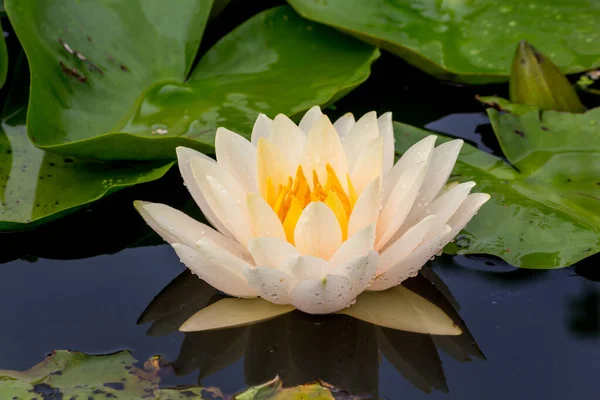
[378,111,392,121]
[132,200,149,211]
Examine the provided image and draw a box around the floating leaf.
[0,58,173,230]
[394,118,600,268]
[510,41,585,112]
[339,286,461,335]
[7,2,379,159]
[0,350,229,399]
[0,351,159,399]
[288,0,600,83]
[180,298,295,332]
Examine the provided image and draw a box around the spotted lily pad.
[6,1,379,160]
[287,0,600,83]
[394,111,600,268]
[0,350,229,399]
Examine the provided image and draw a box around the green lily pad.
[0,105,173,230]
[0,350,356,399]
[0,350,228,399]
[7,1,379,160]
[0,56,173,231]
[287,0,600,84]
[394,115,600,269]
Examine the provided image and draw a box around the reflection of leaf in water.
[139,265,484,394]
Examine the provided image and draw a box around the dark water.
[0,8,599,397]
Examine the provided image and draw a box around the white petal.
[202,175,253,247]
[445,193,491,241]
[377,215,435,274]
[176,147,233,239]
[347,177,381,238]
[330,224,376,266]
[285,254,330,282]
[251,113,273,145]
[290,274,356,314]
[244,267,296,305]
[298,105,323,134]
[302,115,349,189]
[419,181,476,241]
[256,137,292,198]
[369,225,451,291]
[378,112,394,174]
[350,136,384,195]
[333,112,355,138]
[172,243,257,298]
[383,135,436,203]
[330,250,379,294]
[343,111,379,173]
[134,201,250,260]
[248,236,299,270]
[406,139,463,220]
[294,202,342,259]
[271,114,306,168]
[196,237,253,275]
[180,298,294,332]
[215,127,257,193]
[246,193,286,240]
[375,161,428,250]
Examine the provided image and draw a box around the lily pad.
[0,105,173,230]
[7,2,379,160]
[0,350,160,399]
[394,116,600,268]
[0,55,173,231]
[0,350,361,399]
[0,350,229,399]
[287,0,600,84]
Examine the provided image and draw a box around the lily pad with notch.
[6,1,379,160]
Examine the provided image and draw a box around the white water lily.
[135,106,490,314]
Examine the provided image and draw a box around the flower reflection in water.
[138,266,483,395]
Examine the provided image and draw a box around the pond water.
[0,53,598,399]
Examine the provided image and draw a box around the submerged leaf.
[339,286,461,335]
[180,298,295,332]
[510,41,585,112]
[288,0,600,83]
[7,2,378,159]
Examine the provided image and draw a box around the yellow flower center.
[265,164,357,244]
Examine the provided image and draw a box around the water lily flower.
[135,106,490,314]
